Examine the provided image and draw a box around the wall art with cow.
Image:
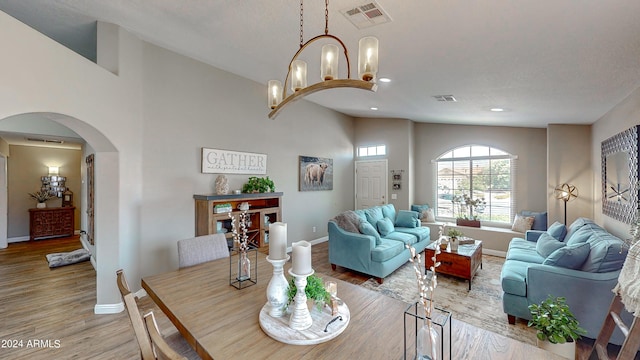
[299,156,333,191]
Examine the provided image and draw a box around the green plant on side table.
[528,295,586,358]
[285,274,331,311]
[242,176,275,193]
[447,228,464,239]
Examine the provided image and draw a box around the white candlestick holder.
[288,268,314,330]
[266,255,290,317]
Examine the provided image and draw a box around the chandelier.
[267,0,379,119]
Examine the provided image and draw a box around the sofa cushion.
[543,242,590,269]
[547,221,567,240]
[512,214,535,232]
[359,221,382,245]
[377,217,395,236]
[508,238,537,251]
[364,207,384,227]
[381,204,397,222]
[383,231,417,246]
[566,225,596,246]
[581,233,628,273]
[371,239,405,262]
[353,209,367,224]
[564,217,597,242]
[521,210,548,231]
[395,226,430,242]
[411,204,430,218]
[395,210,419,228]
[500,260,532,297]
[536,232,566,257]
[422,208,436,222]
[506,247,545,264]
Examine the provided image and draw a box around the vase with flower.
[29,190,52,208]
[230,210,252,283]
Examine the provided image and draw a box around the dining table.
[141,251,565,359]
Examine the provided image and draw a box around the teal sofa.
[328,204,430,283]
[500,218,631,343]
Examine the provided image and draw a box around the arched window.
[435,145,514,225]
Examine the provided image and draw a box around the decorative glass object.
[404,302,452,360]
[321,44,339,81]
[268,80,283,109]
[290,60,307,91]
[417,320,440,360]
[229,246,258,289]
[238,250,251,281]
[358,36,378,81]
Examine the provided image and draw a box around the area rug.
[45,248,91,268]
[361,254,537,346]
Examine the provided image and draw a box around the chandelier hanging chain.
[299,0,304,48]
[324,0,329,35]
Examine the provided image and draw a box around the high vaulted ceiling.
[1,0,640,128]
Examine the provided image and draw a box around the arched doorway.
[0,112,121,313]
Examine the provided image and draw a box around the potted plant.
[453,194,486,227]
[285,274,331,311]
[528,295,586,358]
[29,190,52,208]
[242,176,275,193]
[447,228,464,251]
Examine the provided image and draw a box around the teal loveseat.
[500,218,631,343]
[328,204,430,283]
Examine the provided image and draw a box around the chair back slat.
[117,269,156,360]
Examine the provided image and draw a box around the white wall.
[139,42,355,276]
[0,11,357,309]
[413,123,548,217]
[592,86,640,239]
[547,124,593,225]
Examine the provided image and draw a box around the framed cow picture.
[299,156,333,191]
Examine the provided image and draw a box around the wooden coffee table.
[426,239,482,290]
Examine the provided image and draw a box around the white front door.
[355,160,388,209]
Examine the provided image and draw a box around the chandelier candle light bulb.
[268,222,287,260]
[291,60,307,92]
[321,44,338,81]
[358,36,379,82]
[268,80,282,109]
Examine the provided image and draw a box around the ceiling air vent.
[341,1,391,29]
[27,137,65,144]
[433,95,457,102]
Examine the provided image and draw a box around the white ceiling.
[1,0,640,128]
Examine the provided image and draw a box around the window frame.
[434,145,514,227]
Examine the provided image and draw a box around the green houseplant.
[285,274,330,311]
[447,228,464,239]
[528,295,586,358]
[242,176,275,193]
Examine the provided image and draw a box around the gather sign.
[201,148,267,175]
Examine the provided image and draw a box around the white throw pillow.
[422,208,436,222]
[512,214,535,233]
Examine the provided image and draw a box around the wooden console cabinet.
[194,193,282,250]
[29,206,76,241]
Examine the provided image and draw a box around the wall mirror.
[601,125,639,224]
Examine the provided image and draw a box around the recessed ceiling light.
[378,77,391,83]
[490,108,505,112]
[370,107,379,111]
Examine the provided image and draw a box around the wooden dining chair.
[177,233,230,269]
[116,269,199,360]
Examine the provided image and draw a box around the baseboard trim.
[8,236,30,243]
[285,236,328,253]
[484,249,507,258]
[94,302,124,314]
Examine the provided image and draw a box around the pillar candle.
[291,240,312,275]
[269,222,287,260]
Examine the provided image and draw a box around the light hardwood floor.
[0,236,622,359]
